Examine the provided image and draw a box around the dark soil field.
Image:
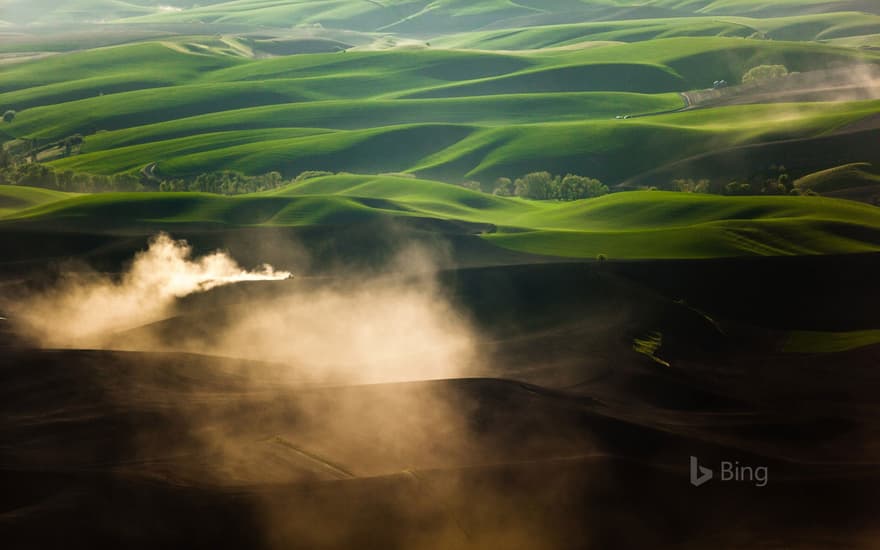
[3,247,880,549]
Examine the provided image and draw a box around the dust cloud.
[689,63,880,108]
[8,233,291,348]
[8,231,480,384]
[3,232,553,548]
[188,279,477,384]
[789,63,880,103]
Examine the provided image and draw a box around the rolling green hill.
[795,162,880,193]
[114,0,880,31]
[4,176,880,259]
[40,98,878,183]
[1,0,879,266]
[4,0,879,33]
[435,13,880,50]
[2,35,877,185]
[0,185,72,217]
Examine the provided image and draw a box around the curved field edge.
[3,179,880,259]
[0,185,74,216]
[40,99,880,184]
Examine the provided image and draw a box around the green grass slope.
[5,0,878,29]
[0,8,878,195]
[795,162,880,193]
[783,329,880,353]
[42,98,880,183]
[76,92,680,149]
[115,0,880,31]
[670,0,880,18]
[435,13,880,50]
[0,185,72,217]
[412,100,880,182]
[0,27,178,54]
[6,37,875,132]
[2,35,876,185]
[435,18,752,50]
[0,42,241,95]
[484,191,880,258]
[4,176,880,260]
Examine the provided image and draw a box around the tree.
[514,172,554,200]
[72,172,94,192]
[56,170,73,191]
[725,181,753,195]
[549,175,562,199]
[493,177,514,196]
[461,180,481,191]
[558,174,608,200]
[2,110,15,123]
[113,173,142,192]
[63,134,84,157]
[17,163,56,188]
[672,178,710,193]
[585,178,608,198]
[742,64,789,85]
[693,179,710,193]
[558,175,579,200]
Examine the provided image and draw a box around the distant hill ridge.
[2,0,879,28]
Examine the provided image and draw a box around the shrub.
[558,174,608,200]
[461,180,481,191]
[672,178,710,193]
[0,162,293,194]
[493,177,514,196]
[514,172,554,200]
[742,64,789,84]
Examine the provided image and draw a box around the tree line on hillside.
[0,148,819,200]
[157,170,291,194]
[0,154,306,194]
[667,165,803,196]
[463,172,610,200]
[1,152,614,201]
[0,161,145,192]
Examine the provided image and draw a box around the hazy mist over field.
[2,0,880,548]
[8,233,480,384]
[9,233,291,346]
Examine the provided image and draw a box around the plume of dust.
[820,63,880,103]
[768,63,880,104]
[182,243,478,384]
[11,232,291,348]
[3,232,585,548]
[10,231,479,384]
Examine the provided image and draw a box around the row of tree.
[157,171,288,194]
[0,159,296,194]
[2,148,808,200]
[0,162,146,192]
[669,166,795,196]
[473,172,610,200]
